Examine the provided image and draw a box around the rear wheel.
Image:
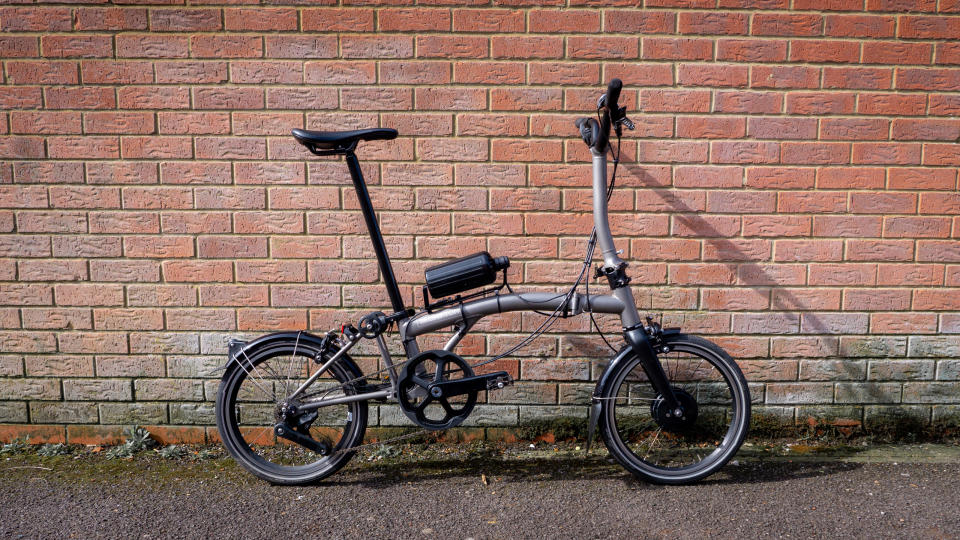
[215,339,367,485]
[598,334,750,484]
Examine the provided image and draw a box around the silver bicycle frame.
[295,147,644,412]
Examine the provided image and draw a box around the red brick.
[642,38,713,61]
[858,93,927,115]
[752,13,823,37]
[75,8,147,31]
[846,239,915,261]
[118,87,190,109]
[461,113,527,137]
[820,118,889,141]
[492,140,562,162]
[779,192,847,213]
[380,8,451,31]
[121,136,193,160]
[817,167,885,189]
[191,35,263,58]
[418,36,487,59]
[712,141,780,164]
[677,64,749,87]
[892,119,960,141]
[116,35,190,59]
[453,61,525,85]
[679,12,748,34]
[89,212,159,234]
[163,260,233,283]
[302,8,374,32]
[938,43,960,65]
[924,144,960,166]
[823,67,892,90]
[863,42,932,65]
[453,9,524,32]
[639,141,709,164]
[899,16,960,39]
[0,88,42,109]
[45,87,115,110]
[568,37,638,59]
[529,9,598,33]
[0,36,39,58]
[151,9,221,31]
[641,90,711,113]
[743,216,811,237]
[884,217,952,238]
[852,143,922,165]
[265,36,338,59]
[0,7,72,32]
[48,136,119,159]
[492,36,561,59]
[897,68,960,92]
[715,91,783,114]
[813,216,883,238]
[752,65,821,89]
[7,61,78,85]
[10,112,81,135]
[809,264,877,286]
[198,236,266,259]
[224,8,297,31]
[605,10,675,33]
[825,15,896,38]
[84,112,154,134]
[781,142,850,165]
[716,39,787,62]
[787,92,856,115]
[889,168,957,191]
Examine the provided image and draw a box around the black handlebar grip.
[606,78,622,112]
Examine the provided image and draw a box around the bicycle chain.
[328,426,433,457]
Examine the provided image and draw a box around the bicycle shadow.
[326,452,861,490]
[617,161,832,337]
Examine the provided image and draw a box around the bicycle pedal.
[486,373,514,391]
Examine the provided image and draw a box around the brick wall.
[1,2,959,444]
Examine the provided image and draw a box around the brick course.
[0,2,959,443]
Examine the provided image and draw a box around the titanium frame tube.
[592,147,642,329]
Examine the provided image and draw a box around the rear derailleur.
[274,400,330,455]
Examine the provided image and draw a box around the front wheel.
[598,334,750,484]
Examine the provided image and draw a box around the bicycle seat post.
[343,151,406,315]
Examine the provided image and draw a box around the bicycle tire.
[598,333,750,484]
[215,339,367,485]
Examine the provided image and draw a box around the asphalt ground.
[1,442,958,539]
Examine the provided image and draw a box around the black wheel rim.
[221,345,362,476]
[608,341,747,477]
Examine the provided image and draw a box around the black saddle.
[291,128,397,154]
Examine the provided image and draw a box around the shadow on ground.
[329,450,862,490]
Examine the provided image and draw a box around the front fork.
[585,319,683,450]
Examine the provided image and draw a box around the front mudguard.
[585,326,681,450]
[223,331,364,383]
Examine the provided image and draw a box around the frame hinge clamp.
[594,261,631,290]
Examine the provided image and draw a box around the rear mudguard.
[223,331,364,383]
[585,327,681,451]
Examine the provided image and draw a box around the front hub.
[650,387,698,432]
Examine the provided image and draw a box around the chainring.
[397,350,477,431]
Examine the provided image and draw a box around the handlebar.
[604,78,622,114]
[592,78,622,154]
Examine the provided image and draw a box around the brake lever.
[620,116,635,131]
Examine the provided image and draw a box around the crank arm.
[274,423,330,455]
[427,371,512,398]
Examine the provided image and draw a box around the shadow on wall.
[621,160,831,336]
